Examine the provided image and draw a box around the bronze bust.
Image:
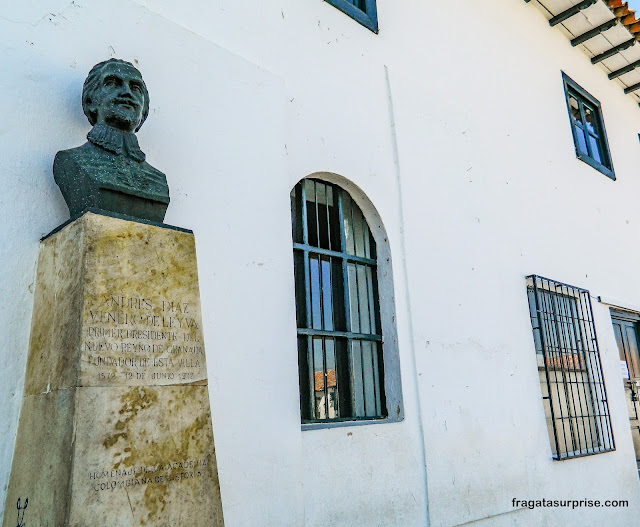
[54,59,170,223]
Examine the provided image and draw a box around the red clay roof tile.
[606,0,640,39]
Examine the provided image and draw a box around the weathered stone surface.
[3,212,223,527]
[23,217,85,395]
[2,389,76,527]
[70,385,221,527]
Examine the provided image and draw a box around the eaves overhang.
[525,0,640,104]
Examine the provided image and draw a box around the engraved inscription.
[88,459,208,492]
[83,294,205,383]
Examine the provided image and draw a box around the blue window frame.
[324,0,378,33]
[562,73,614,180]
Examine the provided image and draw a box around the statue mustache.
[112,96,139,109]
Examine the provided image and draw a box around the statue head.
[81,59,150,133]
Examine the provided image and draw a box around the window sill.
[301,415,402,431]
[553,445,616,461]
[576,152,615,180]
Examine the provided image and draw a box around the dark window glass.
[562,73,614,179]
[291,179,386,422]
[526,275,615,460]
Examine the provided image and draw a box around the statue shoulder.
[53,143,94,172]
[137,161,169,202]
[142,160,166,179]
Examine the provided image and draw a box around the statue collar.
[87,124,146,163]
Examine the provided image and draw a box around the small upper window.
[291,179,391,424]
[324,0,378,33]
[562,73,614,179]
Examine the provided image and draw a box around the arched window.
[290,178,387,422]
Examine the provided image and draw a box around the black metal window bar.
[291,179,386,423]
[526,275,615,460]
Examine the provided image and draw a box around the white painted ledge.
[597,296,640,314]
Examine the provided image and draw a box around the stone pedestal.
[3,212,224,527]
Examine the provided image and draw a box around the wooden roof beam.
[571,18,618,46]
[550,0,597,27]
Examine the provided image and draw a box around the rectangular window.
[324,0,378,33]
[562,73,614,179]
[526,275,615,460]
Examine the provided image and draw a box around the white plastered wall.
[3,0,640,525]
[0,1,428,526]
[387,0,640,525]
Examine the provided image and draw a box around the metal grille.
[291,179,386,422]
[527,275,615,460]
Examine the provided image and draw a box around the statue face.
[89,62,146,133]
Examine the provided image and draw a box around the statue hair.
[81,58,150,132]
